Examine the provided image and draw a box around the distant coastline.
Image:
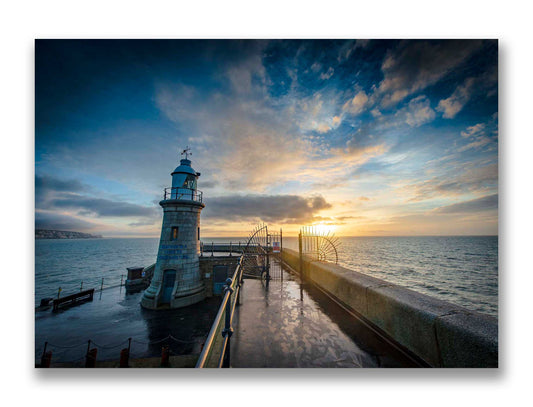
[35,229,103,239]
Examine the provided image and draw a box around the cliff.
[35,229,103,239]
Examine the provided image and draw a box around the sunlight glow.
[312,223,338,235]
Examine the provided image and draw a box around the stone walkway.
[230,262,419,368]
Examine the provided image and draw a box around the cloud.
[337,39,370,62]
[457,137,491,152]
[51,196,158,218]
[156,81,310,190]
[376,40,482,108]
[461,123,486,138]
[320,67,334,80]
[203,194,332,224]
[403,95,436,127]
[310,62,322,72]
[437,66,497,119]
[342,90,368,115]
[36,174,159,234]
[433,194,498,214]
[35,175,88,202]
[437,77,476,118]
[36,175,87,194]
[35,211,101,231]
[400,162,498,202]
[225,41,268,94]
[129,220,158,227]
[456,118,497,152]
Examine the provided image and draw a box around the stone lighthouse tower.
[141,147,205,309]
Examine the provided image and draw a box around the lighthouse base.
[170,289,206,309]
[141,285,206,310]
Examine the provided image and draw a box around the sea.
[35,236,498,317]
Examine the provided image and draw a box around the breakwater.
[282,248,498,368]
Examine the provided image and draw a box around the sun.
[312,223,337,235]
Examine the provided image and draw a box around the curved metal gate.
[241,224,283,280]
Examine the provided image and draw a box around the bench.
[52,288,95,312]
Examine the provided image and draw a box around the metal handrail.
[163,187,203,202]
[196,256,244,368]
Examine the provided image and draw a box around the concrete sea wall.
[282,248,498,368]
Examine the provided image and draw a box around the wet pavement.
[231,261,420,368]
[36,260,422,368]
[35,286,220,365]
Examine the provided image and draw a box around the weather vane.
[181,146,192,160]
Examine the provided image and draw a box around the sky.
[35,39,498,237]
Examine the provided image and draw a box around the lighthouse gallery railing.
[163,187,203,202]
[196,255,244,368]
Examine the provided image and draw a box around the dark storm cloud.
[35,175,88,202]
[203,194,332,224]
[35,211,98,231]
[36,174,158,219]
[50,196,158,218]
[434,194,498,214]
[35,175,87,193]
[377,40,484,107]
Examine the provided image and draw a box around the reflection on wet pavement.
[35,286,220,364]
[231,263,419,368]
[36,260,421,368]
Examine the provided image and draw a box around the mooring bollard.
[41,351,52,368]
[161,345,170,367]
[119,348,129,368]
[40,342,52,368]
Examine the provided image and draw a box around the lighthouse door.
[213,265,228,295]
[161,270,176,304]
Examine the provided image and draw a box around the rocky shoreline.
[35,229,103,239]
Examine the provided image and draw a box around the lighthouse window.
[182,175,197,190]
[171,227,179,241]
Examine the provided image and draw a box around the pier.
[230,261,421,367]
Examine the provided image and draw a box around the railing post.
[237,265,244,306]
[298,231,303,282]
[266,245,270,281]
[229,241,232,257]
[222,278,234,368]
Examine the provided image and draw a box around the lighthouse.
[141,147,206,309]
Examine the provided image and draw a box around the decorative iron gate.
[298,226,340,264]
[241,224,283,280]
